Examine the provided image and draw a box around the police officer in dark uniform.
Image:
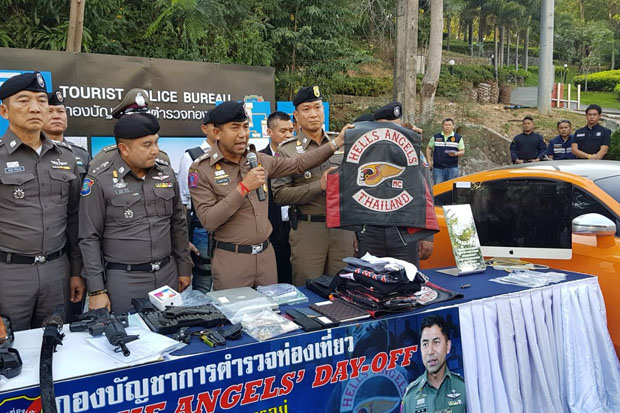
[44,89,89,314]
[572,104,611,160]
[0,72,82,330]
[44,89,91,178]
[91,88,172,167]
[79,111,192,313]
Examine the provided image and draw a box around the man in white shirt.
[259,111,294,284]
[177,112,216,292]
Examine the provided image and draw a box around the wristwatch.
[329,137,338,151]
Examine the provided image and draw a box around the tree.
[538,0,554,115]
[394,0,418,124]
[419,0,443,123]
[444,0,466,51]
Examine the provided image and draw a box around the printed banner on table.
[0,308,465,413]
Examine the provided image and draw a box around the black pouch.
[289,207,298,230]
[306,274,342,298]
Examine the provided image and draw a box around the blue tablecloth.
[172,267,592,357]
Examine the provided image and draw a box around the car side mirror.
[572,213,617,236]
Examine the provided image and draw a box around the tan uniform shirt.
[0,129,80,266]
[79,150,192,292]
[271,130,343,215]
[189,142,335,245]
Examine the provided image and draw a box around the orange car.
[420,160,620,354]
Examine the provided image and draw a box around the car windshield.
[595,176,620,205]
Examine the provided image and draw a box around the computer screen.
[453,179,572,259]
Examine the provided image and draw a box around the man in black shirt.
[510,116,547,164]
[571,104,611,160]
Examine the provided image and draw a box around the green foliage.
[498,67,532,83]
[275,72,391,101]
[607,129,620,161]
[574,70,620,91]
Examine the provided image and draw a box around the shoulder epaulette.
[54,140,74,151]
[102,144,118,152]
[451,371,465,381]
[155,158,169,166]
[0,140,4,148]
[89,160,113,176]
[192,152,211,166]
[279,136,298,147]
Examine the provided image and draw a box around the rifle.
[70,308,138,357]
[40,305,64,413]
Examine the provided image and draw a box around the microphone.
[246,152,266,201]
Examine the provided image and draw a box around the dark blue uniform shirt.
[510,132,546,162]
[547,135,576,160]
[573,124,611,155]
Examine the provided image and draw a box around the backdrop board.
[0,47,276,140]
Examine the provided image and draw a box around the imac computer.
[452,179,573,260]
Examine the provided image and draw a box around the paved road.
[511,86,620,114]
[510,86,537,107]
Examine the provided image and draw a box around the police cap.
[203,111,212,125]
[210,101,248,125]
[114,113,160,139]
[373,102,402,121]
[0,71,47,101]
[111,88,149,119]
[48,89,65,106]
[293,86,322,107]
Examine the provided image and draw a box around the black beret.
[48,89,65,106]
[353,113,374,123]
[114,113,160,139]
[293,86,322,107]
[202,111,212,125]
[210,101,248,125]
[373,102,402,121]
[0,71,47,100]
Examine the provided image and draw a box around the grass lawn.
[580,91,620,110]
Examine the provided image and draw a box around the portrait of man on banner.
[401,314,467,413]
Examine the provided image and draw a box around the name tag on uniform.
[215,177,230,185]
[154,182,173,188]
[596,132,602,136]
[576,133,585,137]
[4,166,25,173]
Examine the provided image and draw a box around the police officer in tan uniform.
[272,86,355,286]
[79,111,192,313]
[0,72,82,330]
[189,101,351,290]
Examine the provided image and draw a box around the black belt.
[0,249,64,265]
[297,213,326,223]
[106,256,171,272]
[215,239,269,255]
